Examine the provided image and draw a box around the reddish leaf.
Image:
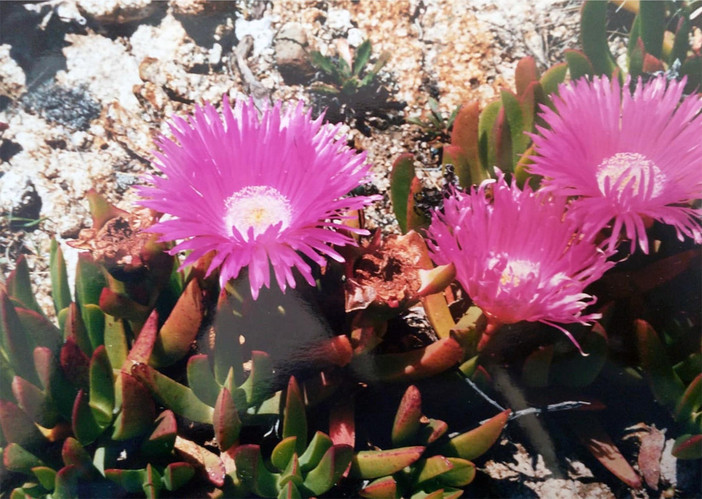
[515,56,539,96]
[126,309,159,368]
[570,415,642,489]
[392,385,423,447]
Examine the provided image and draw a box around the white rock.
[235,17,274,57]
[347,28,367,47]
[0,44,26,99]
[58,34,141,112]
[130,14,188,63]
[326,8,352,33]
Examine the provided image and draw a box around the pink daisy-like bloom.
[137,98,378,299]
[529,75,702,253]
[426,172,615,353]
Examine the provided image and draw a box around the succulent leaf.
[50,239,72,315]
[7,256,44,316]
[271,436,298,471]
[1,289,40,386]
[298,431,333,473]
[131,363,213,424]
[88,345,114,428]
[214,387,241,451]
[359,476,398,499]
[187,354,221,407]
[440,409,510,461]
[3,443,46,472]
[580,0,619,76]
[351,446,425,479]
[141,410,178,458]
[151,278,204,367]
[283,377,307,455]
[111,371,156,440]
[163,461,196,491]
[672,433,702,460]
[301,444,353,496]
[563,49,594,80]
[392,385,423,447]
[390,153,415,234]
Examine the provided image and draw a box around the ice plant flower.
[137,98,378,299]
[426,172,614,353]
[529,75,702,253]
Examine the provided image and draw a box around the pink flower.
[426,172,614,352]
[137,98,378,299]
[529,75,702,253]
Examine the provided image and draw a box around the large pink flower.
[426,173,614,352]
[529,75,702,253]
[137,98,378,298]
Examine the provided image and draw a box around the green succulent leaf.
[538,62,568,99]
[549,324,608,387]
[1,289,40,386]
[299,431,333,473]
[16,307,62,352]
[187,354,221,407]
[131,363,214,424]
[283,376,307,455]
[86,189,129,229]
[61,437,98,479]
[105,468,148,494]
[50,239,72,315]
[271,436,298,471]
[564,49,594,80]
[440,408,510,461]
[32,466,56,491]
[390,153,415,234]
[240,350,274,408]
[351,446,425,479]
[163,462,195,491]
[301,444,353,496]
[63,303,92,357]
[71,389,102,445]
[111,371,156,440]
[637,0,665,60]
[151,279,203,367]
[52,464,81,499]
[213,293,245,386]
[522,346,554,388]
[0,400,47,451]
[142,463,163,499]
[11,376,59,428]
[672,433,702,460]
[103,316,129,371]
[214,387,241,452]
[82,304,105,353]
[671,14,690,66]
[414,455,454,485]
[278,453,303,489]
[3,443,46,473]
[636,319,685,412]
[675,374,702,429]
[359,476,398,499]
[233,444,280,498]
[75,253,106,308]
[580,0,619,76]
[392,385,423,447]
[435,457,475,487]
[477,100,502,171]
[99,288,151,322]
[277,480,302,499]
[500,89,526,166]
[6,256,43,316]
[88,345,114,428]
[141,410,178,458]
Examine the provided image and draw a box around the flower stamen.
[596,152,664,199]
[225,185,292,238]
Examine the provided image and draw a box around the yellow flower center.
[596,152,664,198]
[224,185,292,238]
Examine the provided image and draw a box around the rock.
[0,44,26,100]
[0,172,42,230]
[235,17,274,58]
[76,0,158,24]
[326,8,353,33]
[20,82,101,131]
[275,22,314,85]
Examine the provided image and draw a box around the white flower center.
[224,185,292,238]
[499,259,540,288]
[596,152,664,199]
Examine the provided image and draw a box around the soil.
[0,1,695,497]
